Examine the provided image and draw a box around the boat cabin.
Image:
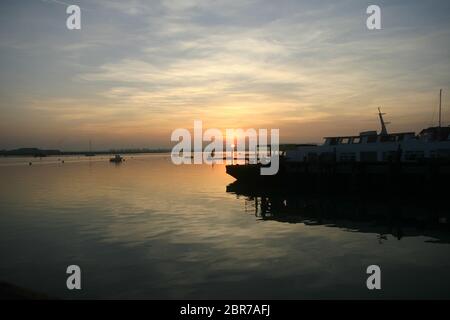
[286,109,450,163]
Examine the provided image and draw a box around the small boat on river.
[110,154,124,163]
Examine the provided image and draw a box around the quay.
[226,159,450,194]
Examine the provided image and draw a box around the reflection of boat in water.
[109,154,124,163]
[227,94,450,193]
[226,181,450,243]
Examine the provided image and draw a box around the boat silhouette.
[227,94,450,194]
[109,154,124,163]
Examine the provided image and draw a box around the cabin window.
[360,151,377,162]
[352,137,361,144]
[366,135,377,143]
[340,152,356,162]
[340,137,351,144]
[329,138,338,145]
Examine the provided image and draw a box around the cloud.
[1,0,450,149]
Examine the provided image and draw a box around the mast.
[439,89,442,128]
[378,107,388,135]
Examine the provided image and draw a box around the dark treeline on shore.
[0,148,171,157]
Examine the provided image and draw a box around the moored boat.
[110,154,124,163]
[226,92,450,193]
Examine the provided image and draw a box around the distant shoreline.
[0,148,171,157]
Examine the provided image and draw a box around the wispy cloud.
[1,0,449,149]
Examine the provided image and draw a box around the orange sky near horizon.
[0,0,449,150]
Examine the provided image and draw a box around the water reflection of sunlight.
[2,154,450,299]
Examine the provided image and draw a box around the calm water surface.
[1,154,450,299]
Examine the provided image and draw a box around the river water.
[1,154,449,299]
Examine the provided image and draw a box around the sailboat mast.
[439,89,442,128]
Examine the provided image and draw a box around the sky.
[0,0,449,150]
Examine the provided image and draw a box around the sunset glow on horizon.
[1,0,449,150]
